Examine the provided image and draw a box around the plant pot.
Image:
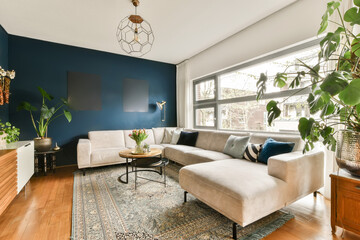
[34,137,52,152]
[0,132,7,149]
[336,130,360,177]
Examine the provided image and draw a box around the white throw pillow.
[170,129,182,144]
[162,128,174,144]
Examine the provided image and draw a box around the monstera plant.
[256,0,360,175]
[18,87,72,152]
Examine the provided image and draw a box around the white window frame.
[193,38,321,132]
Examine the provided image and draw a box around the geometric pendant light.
[116,0,154,57]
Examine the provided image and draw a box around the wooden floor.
[0,166,359,240]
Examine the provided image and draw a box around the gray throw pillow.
[223,135,250,159]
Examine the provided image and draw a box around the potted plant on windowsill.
[256,0,360,176]
[17,87,72,152]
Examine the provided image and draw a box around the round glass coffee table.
[118,148,169,189]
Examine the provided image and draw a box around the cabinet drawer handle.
[24,143,31,147]
[356,186,360,190]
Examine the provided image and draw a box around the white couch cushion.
[194,130,213,150]
[152,128,165,144]
[124,129,156,148]
[186,150,233,164]
[164,145,201,165]
[91,147,127,166]
[179,159,288,226]
[208,131,250,152]
[88,130,125,150]
[161,127,180,144]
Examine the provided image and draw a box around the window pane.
[195,79,215,101]
[219,46,320,100]
[219,95,313,132]
[195,107,215,127]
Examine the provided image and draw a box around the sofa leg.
[233,222,237,239]
[81,169,86,176]
[313,191,317,197]
[184,191,188,203]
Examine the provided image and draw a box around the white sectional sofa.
[77,127,324,238]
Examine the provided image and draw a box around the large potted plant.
[18,87,72,152]
[256,0,360,176]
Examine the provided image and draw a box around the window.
[194,79,215,101]
[193,40,323,132]
[195,107,215,127]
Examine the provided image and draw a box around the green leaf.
[17,101,37,112]
[320,71,349,95]
[37,87,54,101]
[307,90,331,114]
[321,101,336,118]
[321,126,333,138]
[319,27,344,60]
[298,117,315,140]
[311,64,321,82]
[355,0,360,7]
[256,73,267,100]
[339,106,351,122]
[60,97,69,106]
[356,104,360,115]
[289,71,305,88]
[40,105,55,119]
[322,133,337,151]
[339,50,352,71]
[64,110,72,122]
[274,73,287,88]
[344,7,360,26]
[351,36,360,57]
[318,1,341,34]
[266,100,281,125]
[339,78,360,105]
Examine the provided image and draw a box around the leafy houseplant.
[17,87,72,152]
[256,0,360,175]
[0,120,20,146]
[129,129,148,154]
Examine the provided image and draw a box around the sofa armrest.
[268,150,324,202]
[77,139,91,169]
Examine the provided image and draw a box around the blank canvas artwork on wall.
[123,79,149,112]
[67,72,102,111]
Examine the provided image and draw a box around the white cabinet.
[5,141,34,193]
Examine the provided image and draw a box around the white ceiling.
[0,0,296,64]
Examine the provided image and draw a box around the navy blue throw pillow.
[258,138,295,164]
[177,131,199,146]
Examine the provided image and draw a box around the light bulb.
[134,27,140,43]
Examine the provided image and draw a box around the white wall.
[187,0,327,80]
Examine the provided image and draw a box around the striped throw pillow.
[243,143,262,162]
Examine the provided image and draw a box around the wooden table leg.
[44,154,47,176]
[35,155,39,177]
[51,154,56,173]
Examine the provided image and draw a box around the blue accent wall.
[0,26,9,122]
[9,35,176,166]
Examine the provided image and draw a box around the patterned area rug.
[71,163,294,240]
